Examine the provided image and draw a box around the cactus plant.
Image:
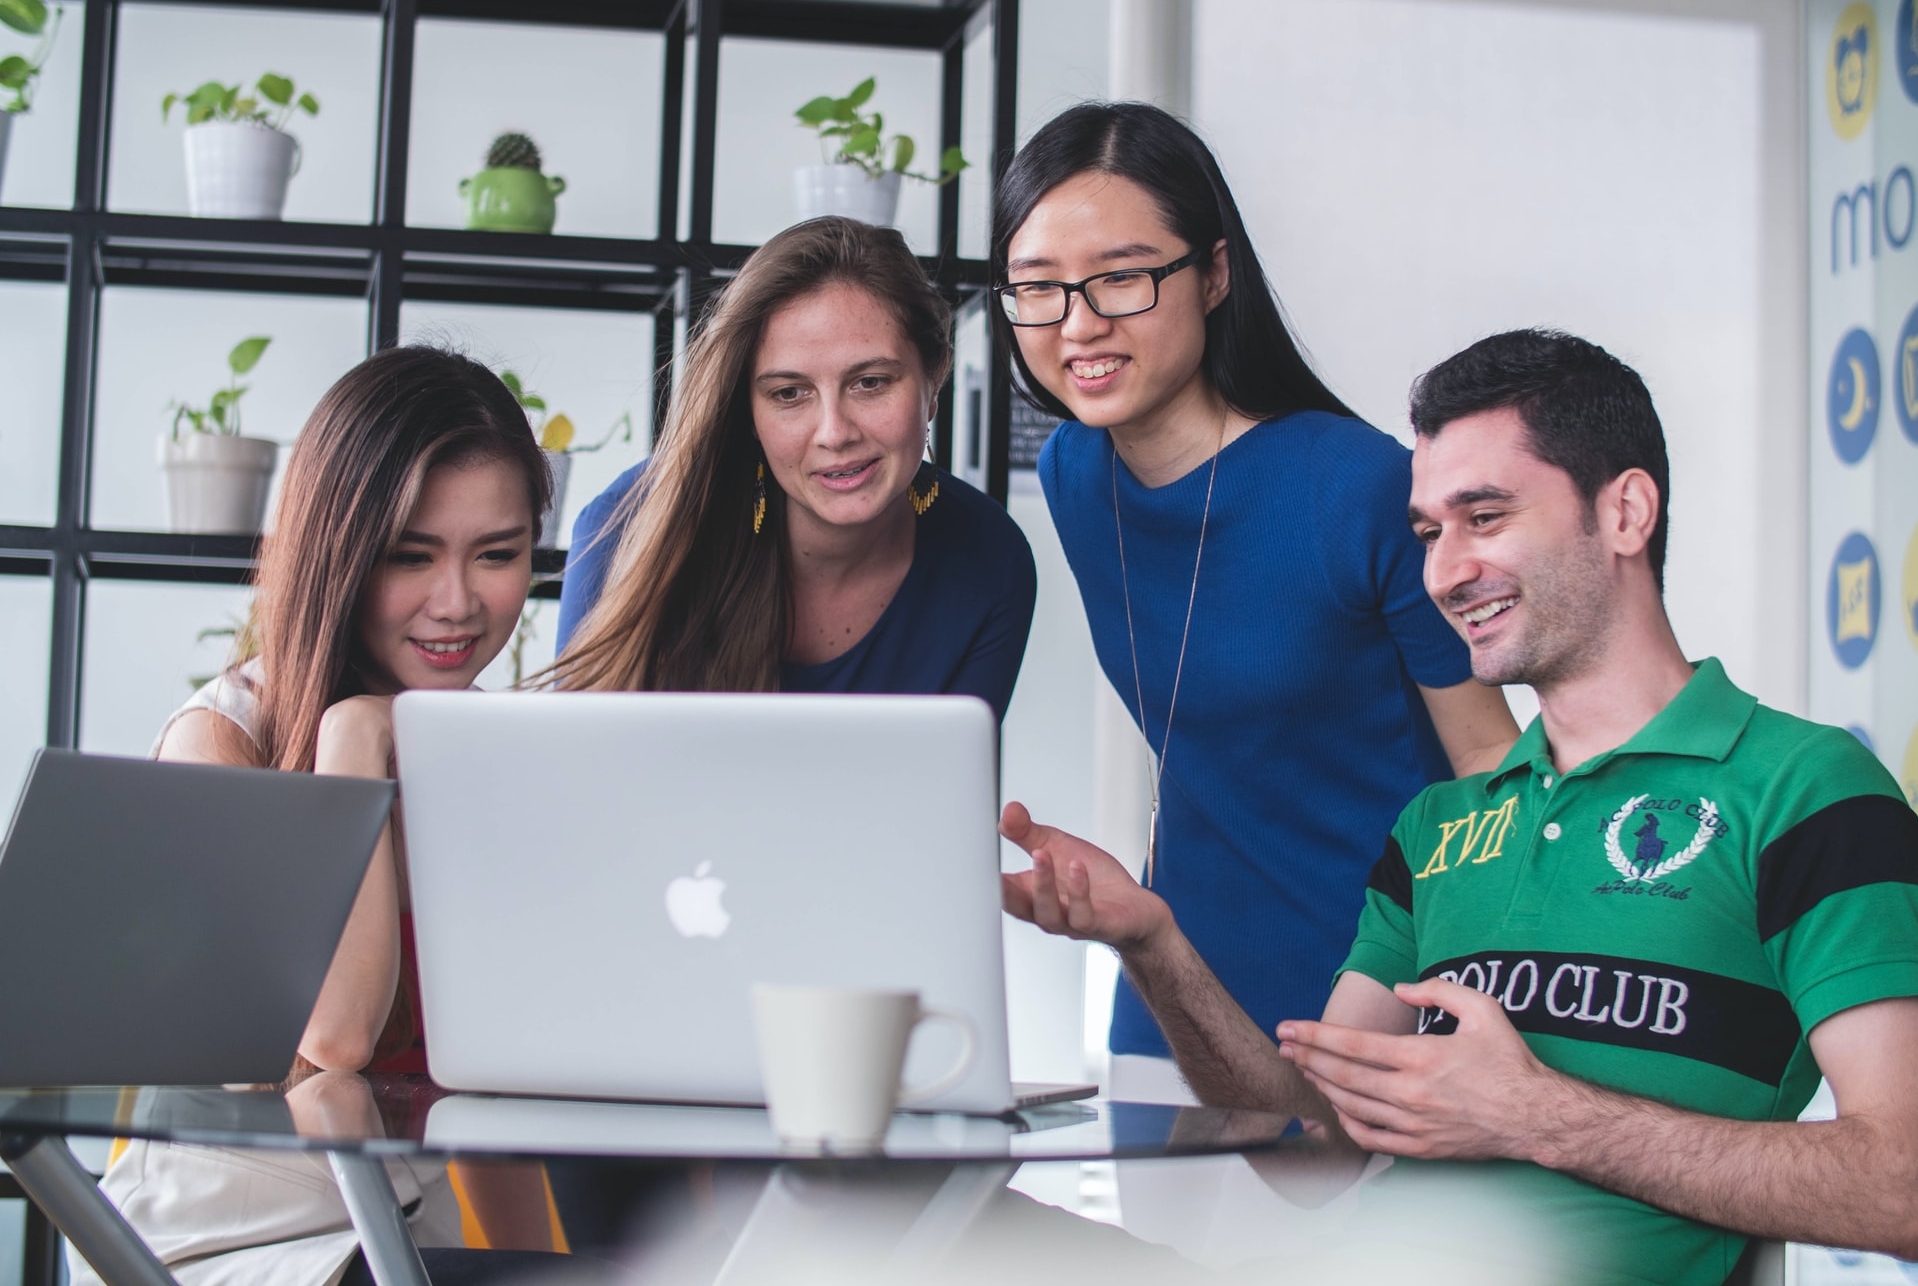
[485,132,542,172]
[461,132,565,234]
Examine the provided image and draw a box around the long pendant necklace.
[1112,426,1223,888]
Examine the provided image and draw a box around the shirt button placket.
[1504,765,1559,927]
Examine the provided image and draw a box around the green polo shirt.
[1340,658,1918,1285]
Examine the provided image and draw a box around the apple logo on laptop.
[665,861,730,938]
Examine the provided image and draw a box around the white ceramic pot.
[183,122,301,220]
[159,433,278,535]
[539,449,572,547]
[0,112,12,199]
[793,164,902,228]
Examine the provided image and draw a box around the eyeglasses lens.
[1083,271,1155,318]
[1002,283,1065,325]
[998,272,1157,326]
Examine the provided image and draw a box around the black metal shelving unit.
[0,0,1023,765]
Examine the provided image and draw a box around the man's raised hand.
[999,801,1174,951]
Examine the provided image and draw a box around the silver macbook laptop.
[393,691,1089,1114]
[0,750,393,1086]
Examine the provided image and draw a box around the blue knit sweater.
[1040,412,1472,1055]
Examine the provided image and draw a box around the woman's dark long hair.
[552,216,951,695]
[989,100,1352,424]
[249,346,549,774]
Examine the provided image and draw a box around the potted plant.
[460,133,566,234]
[162,73,318,220]
[161,336,280,535]
[499,369,633,545]
[0,0,63,191]
[793,78,966,228]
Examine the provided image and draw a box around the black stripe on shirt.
[1755,794,1918,942]
[1416,950,1801,1086]
[1367,836,1413,915]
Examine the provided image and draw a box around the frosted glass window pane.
[80,580,253,756]
[0,1198,27,1286]
[1016,0,1107,146]
[958,24,992,262]
[0,281,65,526]
[91,288,368,532]
[399,300,654,549]
[409,20,663,240]
[107,3,381,223]
[952,299,990,489]
[0,575,50,808]
[0,0,84,210]
[713,39,942,253]
[476,597,557,692]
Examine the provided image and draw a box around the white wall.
[996,0,1116,1085]
[1193,0,1809,714]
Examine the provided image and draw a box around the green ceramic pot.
[459,166,566,234]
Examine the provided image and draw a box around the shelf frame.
[4,0,1020,755]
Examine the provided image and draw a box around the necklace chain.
[1113,429,1223,888]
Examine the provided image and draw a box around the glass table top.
[0,1075,1299,1164]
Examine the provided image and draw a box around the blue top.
[557,463,1039,723]
[1039,412,1473,1057]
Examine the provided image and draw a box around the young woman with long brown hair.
[157,344,547,1075]
[83,347,612,1286]
[554,216,1036,720]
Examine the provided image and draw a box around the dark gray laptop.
[0,749,394,1086]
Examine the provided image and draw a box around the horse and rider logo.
[1603,795,1722,884]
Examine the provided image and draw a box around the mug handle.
[548,175,567,196]
[896,1006,976,1107]
[288,136,303,178]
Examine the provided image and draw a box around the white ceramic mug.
[750,983,976,1152]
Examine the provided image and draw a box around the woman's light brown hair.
[552,216,951,694]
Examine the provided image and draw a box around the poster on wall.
[1804,5,1918,1273]
[1808,0,1918,805]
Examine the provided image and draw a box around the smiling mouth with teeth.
[1070,358,1124,378]
[821,461,872,479]
[416,639,472,654]
[1459,597,1518,626]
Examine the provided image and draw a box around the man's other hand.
[1276,976,1557,1162]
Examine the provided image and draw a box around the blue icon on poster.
[1848,725,1877,754]
[1897,302,1918,445]
[1828,327,1880,463]
[1828,531,1882,670]
[1900,0,1918,102]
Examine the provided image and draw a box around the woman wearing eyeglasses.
[990,102,1519,1111]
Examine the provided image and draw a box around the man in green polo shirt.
[1000,329,1918,1283]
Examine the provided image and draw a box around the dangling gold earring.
[752,462,767,535]
[907,438,938,517]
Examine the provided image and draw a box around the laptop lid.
[0,750,393,1087]
[392,691,1015,1113]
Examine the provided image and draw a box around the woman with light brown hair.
[554,216,1036,720]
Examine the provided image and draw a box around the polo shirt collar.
[1481,658,1757,794]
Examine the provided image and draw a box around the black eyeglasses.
[994,250,1204,327]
